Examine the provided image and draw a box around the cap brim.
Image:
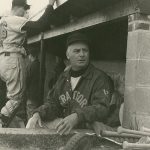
[67,39,89,47]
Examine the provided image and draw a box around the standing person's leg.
[0,53,26,127]
[0,79,7,110]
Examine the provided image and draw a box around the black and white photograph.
[0,0,150,149]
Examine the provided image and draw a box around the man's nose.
[79,50,84,57]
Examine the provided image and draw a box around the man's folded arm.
[32,87,63,121]
[74,77,112,124]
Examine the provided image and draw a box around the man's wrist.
[49,0,56,6]
[72,113,79,126]
[33,112,40,118]
[73,109,85,124]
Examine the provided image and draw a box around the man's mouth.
[78,60,85,62]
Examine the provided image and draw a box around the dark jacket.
[106,91,124,127]
[35,64,114,126]
[22,4,54,34]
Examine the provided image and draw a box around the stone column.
[123,13,150,130]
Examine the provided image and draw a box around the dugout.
[26,0,150,147]
[0,0,150,150]
[28,0,130,99]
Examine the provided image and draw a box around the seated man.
[26,32,114,135]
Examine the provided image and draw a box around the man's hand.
[49,0,56,6]
[56,113,79,135]
[26,113,42,129]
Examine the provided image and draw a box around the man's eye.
[73,49,80,53]
[83,49,89,52]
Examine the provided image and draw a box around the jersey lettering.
[59,91,87,108]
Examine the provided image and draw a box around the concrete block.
[137,31,150,59]
[125,60,137,86]
[135,87,150,113]
[0,128,104,150]
[136,60,150,86]
[133,114,150,130]
[128,13,150,23]
[122,110,136,130]
[124,86,136,112]
[126,31,150,59]
[126,31,139,59]
[0,128,72,150]
[128,22,150,31]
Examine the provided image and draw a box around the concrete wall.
[0,128,125,150]
[92,60,125,75]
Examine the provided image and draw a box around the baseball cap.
[12,0,30,10]
[66,32,89,47]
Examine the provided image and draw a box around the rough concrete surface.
[0,128,126,150]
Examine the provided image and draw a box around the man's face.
[66,42,89,71]
[17,7,26,17]
[24,10,30,19]
[16,6,29,17]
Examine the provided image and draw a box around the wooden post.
[39,32,46,102]
[123,13,150,130]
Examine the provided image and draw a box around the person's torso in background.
[0,16,27,55]
[26,59,41,105]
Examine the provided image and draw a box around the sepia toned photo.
[0,0,150,149]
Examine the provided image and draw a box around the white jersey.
[0,16,27,55]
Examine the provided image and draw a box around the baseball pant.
[0,52,26,118]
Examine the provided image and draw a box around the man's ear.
[67,55,69,60]
[66,49,70,60]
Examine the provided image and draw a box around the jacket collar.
[63,63,93,80]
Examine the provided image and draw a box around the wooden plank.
[51,0,120,21]
[28,0,138,44]
[40,0,120,27]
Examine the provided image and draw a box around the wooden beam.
[28,0,139,44]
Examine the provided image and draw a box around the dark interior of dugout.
[44,17,128,62]
[30,17,128,99]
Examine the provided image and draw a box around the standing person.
[26,32,114,135]
[0,0,56,127]
[26,46,41,120]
